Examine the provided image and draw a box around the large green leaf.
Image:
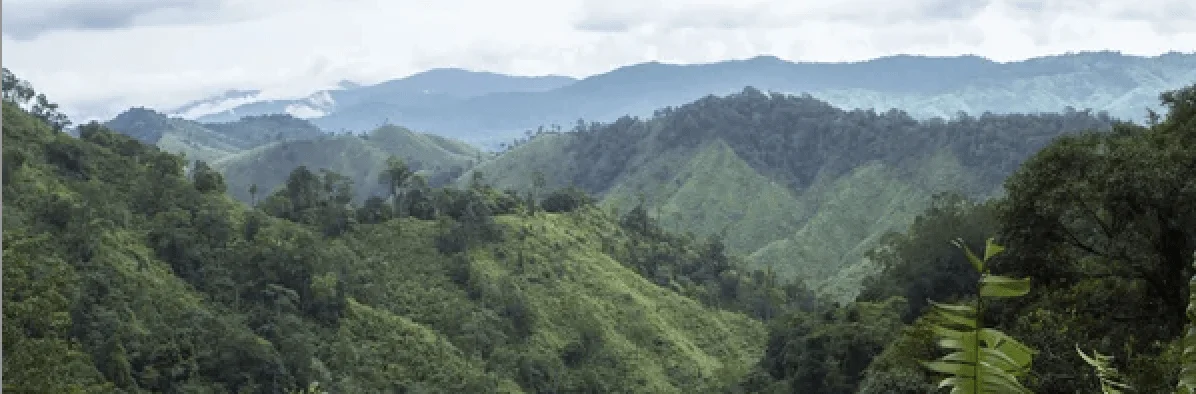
[978,275,1031,298]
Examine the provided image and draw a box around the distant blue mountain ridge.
[160,51,1196,148]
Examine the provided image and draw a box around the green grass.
[602,140,805,254]
[214,126,482,203]
[214,135,393,202]
[457,133,575,190]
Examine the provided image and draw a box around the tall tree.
[379,156,413,218]
[529,170,546,216]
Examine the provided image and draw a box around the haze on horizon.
[4,0,1195,122]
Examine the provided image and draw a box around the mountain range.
[167,51,1196,147]
[10,47,1196,393]
[101,52,1187,301]
[106,87,1116,302]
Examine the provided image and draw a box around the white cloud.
[2,0,1193,122]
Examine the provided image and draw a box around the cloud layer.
[3,0,1193,122]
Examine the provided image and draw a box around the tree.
[529,170,546,216]
[191,160,226,194]
[858,193,998,321]
[379,156,413,218]
[3,68,71,132]
[31,93,71,132]
[285,166,322,214]
[998,85,1196,333]
[249,184,259,206]
[2,67,34,104]
[469,170,485,191]
[405,174,436,219]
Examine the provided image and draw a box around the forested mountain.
[473,87,1114,300]
[177,51,1195,146]
[4,83,814,393]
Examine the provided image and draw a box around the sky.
[3,0,1194,122]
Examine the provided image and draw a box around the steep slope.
[748,150,985,302]
[362,124,482,169]
[3,101,767,393]
[213,135,393,202]
[471,89,1113,298]
[600,140,805,254]
[106,107,245,162]
[213,125,483,204]
[203,114,326,148]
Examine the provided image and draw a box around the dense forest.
[492,87,1115,196]
[473,87,1118,301]
[4,66,1196,393]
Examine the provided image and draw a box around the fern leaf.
[1179,253,1196,394]
[979,275,1032,298]
[1076,345,1131,394]
[923,238,1035,394]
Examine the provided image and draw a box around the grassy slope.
[155,130,244,163]
[151,118,247,163]
[459,133,576,190]
[749,149,989,302]
[104,110,276,164]
[213,135,392,202]
[214,126,481,203]
[601,140,805,254]
[362,125,481,169]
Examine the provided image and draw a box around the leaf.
[1076,345,1131,394]
[983,238,1005,262]
[952,238,985,273]
[979,275,1031,298]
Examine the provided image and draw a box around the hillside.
[189,51,1195,146]
[471,88,1114,299]
[3,100,778,393]
[104,107,326,163]
[102,106,485,205]
[213,124,483,204]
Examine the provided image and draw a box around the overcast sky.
[3,0,1194,121]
